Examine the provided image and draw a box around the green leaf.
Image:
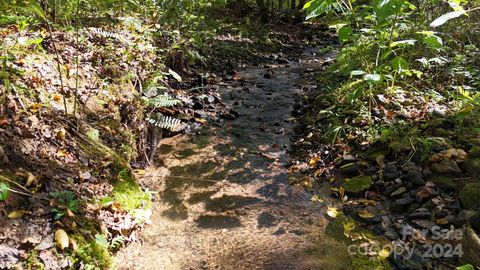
[95,234,109,248]
[304,0,335,20]
[390,39,416,47]
[456,265,474,270]
[349,87,364,103]
[338,26,353,42]
[0,182,10,201]
[423,35,443,49]
[430,10,467,28]
[168,69,182,82]
[350,70,366,76]
[392,56,409,72]
[372,0,405,23]
[364,74,382,84]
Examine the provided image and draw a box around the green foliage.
[143,93,182,108]
[50,190,79,220]
[304,0,480,148]
[147,113,183,130]
[112,169,151,212]
[0,182,10,201]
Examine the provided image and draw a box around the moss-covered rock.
[344,176,373,193]
[459,183,480,210]
[429,174,455,191]
[463,158,480,178]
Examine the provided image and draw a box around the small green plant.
[50,190,79,220]
[0,182,10,201]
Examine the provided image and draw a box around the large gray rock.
[461,227,480,267]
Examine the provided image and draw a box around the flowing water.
[115,48,351,269]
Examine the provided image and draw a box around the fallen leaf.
[358,209,376,219]
[436,218,449,225]
[25,172,36,187]
[53,95,62,102]
[327,207,341,218]
[55,229,69,250]
[56,149,68,158]
[309,156,321,166]
[56,128,66,140]
[343,220,356,231]
[378,248,390,258]
[29,103,44,112]
[8,210,28,219]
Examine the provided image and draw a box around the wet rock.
[193,101,204,110]
[383,228,399,240]
[194,110,209,118]
[471,212,480,232]
[339,163,359,175]
[276,58,290,64]
[384,183,403,195]
[462,158,480,177]
[408,210,431,220]
[459,183,480,210]
[461,227,480,267]
[344,176,373,193]
[384,163,400,180]
[411,219,436,229]
[220,110,239,120]
[403,170,425,186]
[431,160,462,174]
[415,186,437,201]
[390,253,425,270]
[392,196,414,210]
[454,210,478,227]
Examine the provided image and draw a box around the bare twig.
[41,8,68,116]
[73,0,80,118]
[0,174,31,194]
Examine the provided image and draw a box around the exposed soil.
[115,48,349,269]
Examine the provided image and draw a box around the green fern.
[110,236,126,250]
[147,113,182,130]
[143,93,182,108]
[90,28,130,43]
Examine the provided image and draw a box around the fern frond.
[147,113,182,130]
[90,28,130,43]
[110,236,126,249]
[143,93,182,108]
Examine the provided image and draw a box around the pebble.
[390,186,407,197]
[411,219,436,229]
[408,211,431,219]
[384,162,400,180]
[404,170,425,186]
